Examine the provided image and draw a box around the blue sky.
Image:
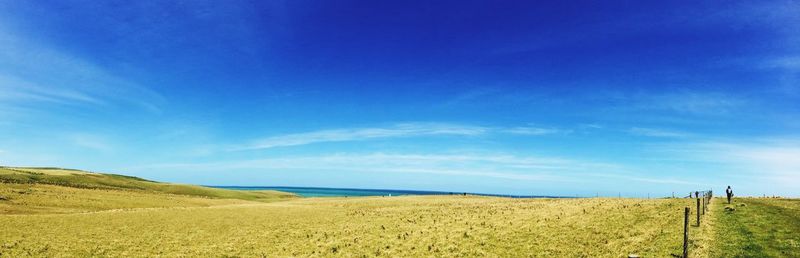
[1,1,798,197]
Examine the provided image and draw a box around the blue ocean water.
[210,186,566,198]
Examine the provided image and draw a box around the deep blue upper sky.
[1,1,798,196]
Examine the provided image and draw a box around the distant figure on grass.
[726,186,734,204]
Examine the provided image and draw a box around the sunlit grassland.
[1,193,696,257]
[2,167,797,257]
[0,183,251,214]
[710,198,800,257]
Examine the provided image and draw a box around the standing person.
[726,186,733,204]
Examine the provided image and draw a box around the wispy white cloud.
[628,127,692,138]
[0,74,104,105]
[133,152,599,182]
[66,134,113,152]
[579,124,603,129]
[0,24,164,114]
[440,88,546,109]
[588,173,697,186]
[234,123,489,151]
[0,105,41,122]
[721,143,800,186]
[132,151,692,187]
[762,56,800,71]
[763,56,800,96]
[440,88,499,108]
[234,123,566,151]
[638,91,745,115]
[502,127,565,135]
[653,138,800,188]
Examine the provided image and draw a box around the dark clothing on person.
[726,187,733,204]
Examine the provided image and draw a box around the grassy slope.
[0,166,295,203]
[710,198,800,257]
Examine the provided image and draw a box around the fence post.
[696,198,701,226]
[684,207,689,258]
[701,197,704,215]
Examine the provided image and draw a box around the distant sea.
[210,186,567,198]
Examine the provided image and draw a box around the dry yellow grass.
[2,167,796,256]
[0,184,253,214]
[1,191,699,257]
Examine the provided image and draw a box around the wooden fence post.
[684,207,689,258]
[696,198,701,226]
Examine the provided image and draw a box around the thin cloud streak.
[67,134,113,152]
[234,123,488,151]
[628,127,692,138]
[652,138,800,187]
[503,127,565,135]
[132,153,571,182]
[588,173,698,186]
[0,74,104,105]
[234,123,566,151]
[762,56,800,71]
[132,152,690,186]
[0,24,164,114]
[634,91,745,115]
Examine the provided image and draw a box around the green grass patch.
[711,198,800,257]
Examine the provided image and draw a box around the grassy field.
[0,167,797,257]
[1,194,695,257]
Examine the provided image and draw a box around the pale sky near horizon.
[1,1,798,197]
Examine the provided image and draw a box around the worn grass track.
[710,198,800,258]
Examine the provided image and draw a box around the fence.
[682,190,712,258]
